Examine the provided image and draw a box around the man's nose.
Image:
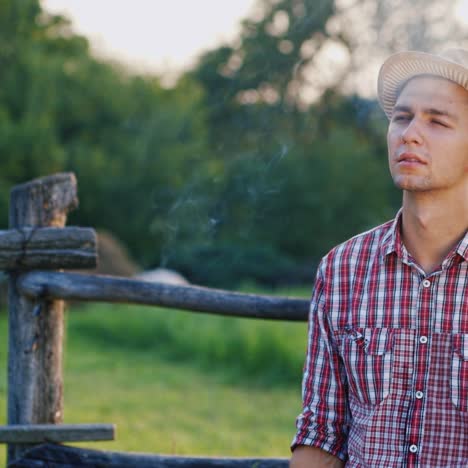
[401,119,423,144]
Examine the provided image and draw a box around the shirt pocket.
[451,333,468,413]
[336,327,394,406]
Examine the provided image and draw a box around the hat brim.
[377,51,468,119]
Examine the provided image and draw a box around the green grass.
[0,288,310,464]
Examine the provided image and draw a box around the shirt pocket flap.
[337,327,394,355]
[364,328,394,355]
[453,334,468,361]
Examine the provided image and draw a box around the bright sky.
[41,0,257,75]
[41,0,468,92]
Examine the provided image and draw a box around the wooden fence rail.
[2,173,302,467]
[18,270,309,321]
[0,424,116,444]
[9,444,289,467]
[0,227,97,270]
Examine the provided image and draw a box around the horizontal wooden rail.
[10,443,289,467]
[18,271,309,321]
[0,424,115,444]
[0,226,97,270]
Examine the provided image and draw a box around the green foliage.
[69,302,308,387]
[63,72,210,262]
[0,0,212,267]
[165,243,303,287]
[0,0,446,286]
[179,0,401,284]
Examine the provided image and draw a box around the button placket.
[406,331,430,463]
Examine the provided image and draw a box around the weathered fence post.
[7,173,78,463]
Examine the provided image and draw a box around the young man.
[290,49,468,467]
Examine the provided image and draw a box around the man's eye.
[431,119,448,127]
[392,115,410,122]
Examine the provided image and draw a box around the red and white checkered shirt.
[292,210,468,467]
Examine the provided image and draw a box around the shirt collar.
[381,208,468,263]
[455,230,468,262]
[381,208,404,259]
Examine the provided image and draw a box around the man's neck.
[401,190,468,275]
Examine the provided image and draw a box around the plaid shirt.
[292,210,468,467]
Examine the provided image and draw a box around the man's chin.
[392,175,431,192]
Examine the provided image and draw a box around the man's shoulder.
[322,217,395,268]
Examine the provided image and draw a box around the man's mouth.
[397,152,427,165]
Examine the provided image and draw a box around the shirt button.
[422,279,431,288]
[415,391,424,399]
[419,336,428,344]
[409,444,418,453]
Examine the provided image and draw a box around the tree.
[0,0,212,268]
[1,0,465,286]
[173,0,463,285]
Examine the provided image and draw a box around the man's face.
[387,75,468,195]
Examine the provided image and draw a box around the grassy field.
[0,288,310,464]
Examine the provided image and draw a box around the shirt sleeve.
[291,258,350,461]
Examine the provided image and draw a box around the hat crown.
[378,48,468,119]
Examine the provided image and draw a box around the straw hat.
[377,48,468,119]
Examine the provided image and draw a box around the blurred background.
[1,1,468,461]
[0,0,467,288]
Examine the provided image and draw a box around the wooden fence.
[0,173,309,467]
